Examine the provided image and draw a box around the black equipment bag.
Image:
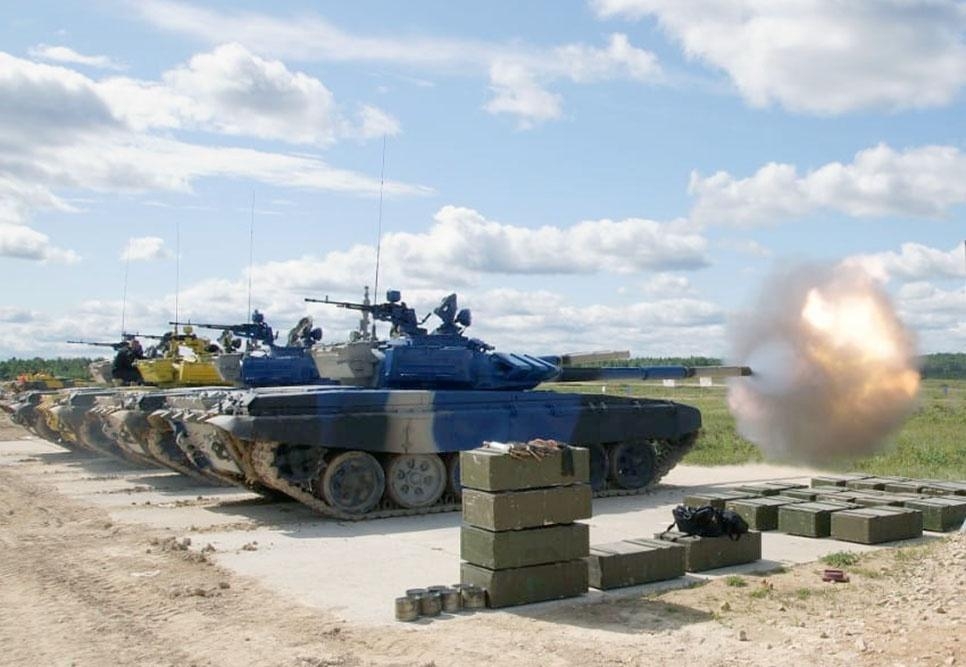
[667,504,749,541]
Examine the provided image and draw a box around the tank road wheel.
[607,440,657,490]
[445,453,462,500]
[320,451,386,516]
[384,454,447,509]
[587,443,609,492]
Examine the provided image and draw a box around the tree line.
[0,357,97,381]
[3,353,965,381]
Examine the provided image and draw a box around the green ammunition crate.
[586,538,685,589]
[813,490,859,504]
[810,474,871,488]
[781,488,820,501]
[724,496,804,531]
[777,501,859,538]
[461,485,592,531]
[461,559,588,608]
[461,522,590,569]
[682,490,756,510]
[848,492,905,508]
[846,477,903,491]
[883,481,928,494]
[904,497,966,532]
[830,506,923,544]
[731,482,807,497]
[919,481,966,497]
[460,446,589,492]
[655,531,761,572]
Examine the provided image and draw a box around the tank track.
[244,432,700,521]
[143,429,228,485]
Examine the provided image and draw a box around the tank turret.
[308,290,749,391]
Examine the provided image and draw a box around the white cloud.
[895,282,965,333]
[0,280,730,359]
[690,144,966,226]
[98,43,399,146]
[553,33,661,83]
[0,51,430,240]
[130,1,661,128]
[845,243,966,283]
[120,236,173,262]
[0,222,79,263]
[131,0,490,65]
[0,307,37,324]
[641,273,695,297]
[593,0,966,114]
[485,61,563,128]
[485,33,661,126]
[28,44,125,70]
[238,208,710,320]
[466,287,725,356]
[385,206,709,278]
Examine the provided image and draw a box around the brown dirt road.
[0,415,964,667]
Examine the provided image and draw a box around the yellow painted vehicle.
[135,327,231,388]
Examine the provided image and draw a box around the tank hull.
[192,386,702,519]
[210,388,699,453]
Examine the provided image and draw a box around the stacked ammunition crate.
[459,443,591,608]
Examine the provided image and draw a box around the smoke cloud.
[727,263,920,465]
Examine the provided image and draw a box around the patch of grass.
[894,545,931,563]
[849,566,882,579]
[794,588,813,600]
[749,587,770,599]
[724,575,748,588]
[821,551,860,568]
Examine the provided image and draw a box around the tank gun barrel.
[305,289,424,336]
[551,364,753,383]
[125,332,167,340]
[66,340,129,350]
[540,350,631,366]
[304,296,368,311]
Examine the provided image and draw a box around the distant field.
[558,378,966,480]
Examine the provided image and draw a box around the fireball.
[727,264,919,464]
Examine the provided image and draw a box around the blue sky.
[1,0,964,359]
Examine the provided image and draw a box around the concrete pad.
[1,442,937,627]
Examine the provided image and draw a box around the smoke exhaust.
[727,263,920,465]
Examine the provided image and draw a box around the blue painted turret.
[171,311,325,387]
[307,290,750,391]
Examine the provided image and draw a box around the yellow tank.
[37,393,79,444]
[14,372,66,391]
[135,326,231,388]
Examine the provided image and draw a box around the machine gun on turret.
[67,339,132,351]
[67,332,164,351]
[305,289,429,337]
[169,310,276,348]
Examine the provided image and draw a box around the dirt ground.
[0,414,963,667]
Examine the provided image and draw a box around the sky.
[1,0,964,360]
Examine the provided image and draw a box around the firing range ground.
[1,437,931,626]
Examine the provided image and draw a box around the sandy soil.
[0,414,964,667]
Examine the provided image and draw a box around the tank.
[171,311,325,388]
[6,390,66,444]
[178,289,751,520]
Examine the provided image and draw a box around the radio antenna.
[247,190,255,319]
[372,135,387,339]
[174,220,181,335]
[120,237,132,335]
